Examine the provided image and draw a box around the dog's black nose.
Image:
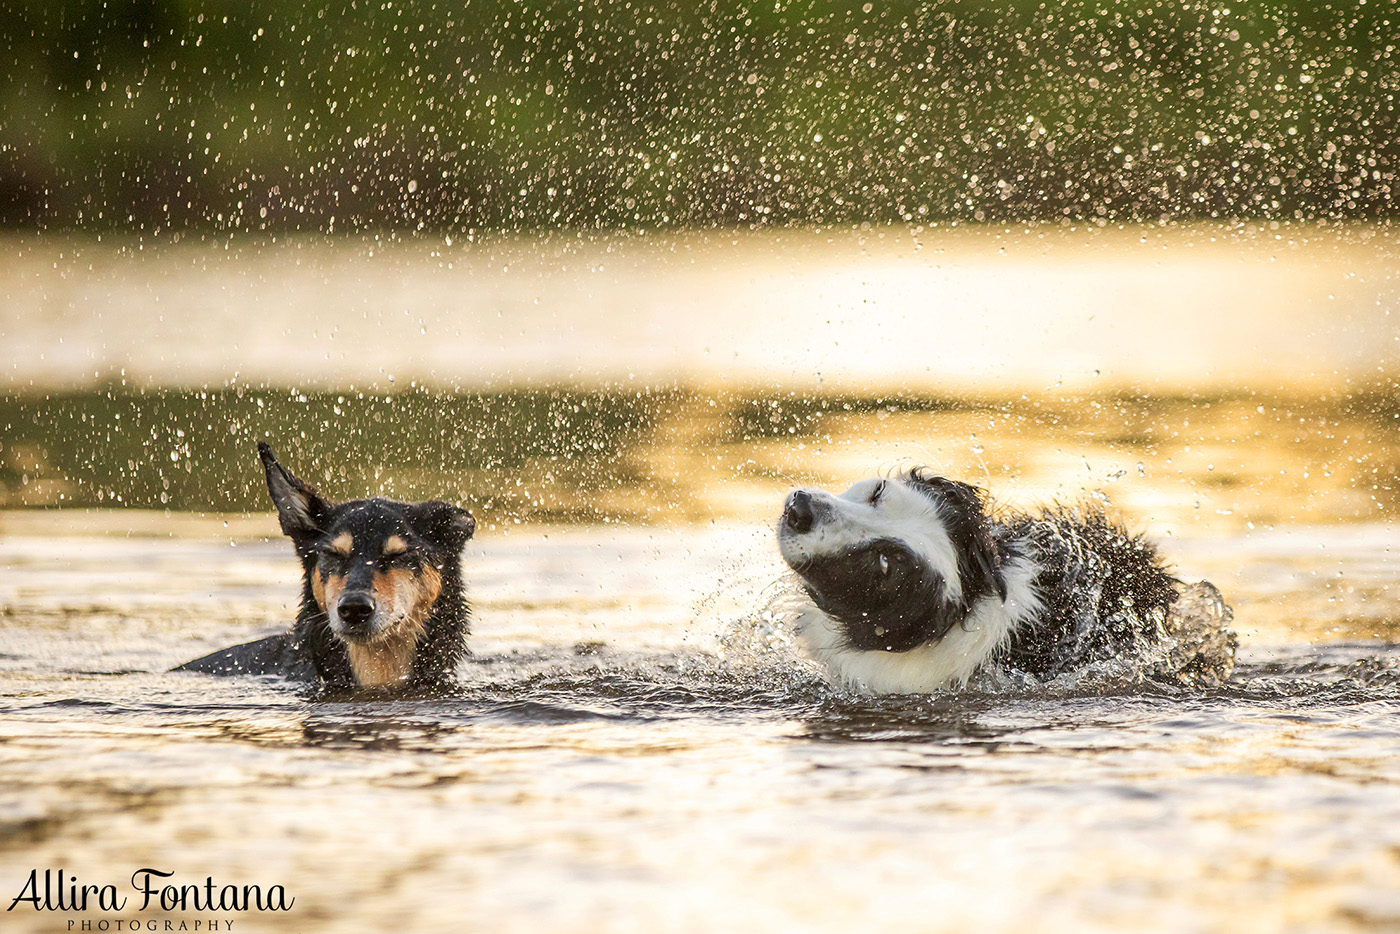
[337,593,376,630]
[784,490,816,533]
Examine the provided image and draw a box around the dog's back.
[1000,505,1235,685]
[173,632,318,681]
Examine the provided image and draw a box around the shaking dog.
[777,468,1236,693]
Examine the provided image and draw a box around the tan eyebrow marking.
[329,532,354,556]
[383,535,408,556]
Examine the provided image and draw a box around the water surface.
[5,458,1400,933]
[5,226,1400,932]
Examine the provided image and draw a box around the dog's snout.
[337,592,377,630]
[784,489,817,533]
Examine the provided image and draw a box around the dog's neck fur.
[345,625,425,688]
[295,554,470,689]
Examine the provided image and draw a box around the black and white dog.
[776,468,1236,694]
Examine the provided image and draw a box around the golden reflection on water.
[5,698,1400,934]
[638,389,1400,534]
[3,224,1398,394]
[4,387,1400,534]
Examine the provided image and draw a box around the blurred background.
[1,0,1399,531]
[1,0,1397,231]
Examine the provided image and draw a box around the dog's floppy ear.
[905,470,1008,603]
[259,442,333,541]
[408,500,476,550]
[967,522,1009,603]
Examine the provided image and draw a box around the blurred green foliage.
[1,0,1395,231]
[0,387,679,517]
[7,386,1400,526]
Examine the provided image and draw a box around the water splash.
[727,572,1239,697]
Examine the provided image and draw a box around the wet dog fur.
[777,468,1235,694]
[173,443,474,690]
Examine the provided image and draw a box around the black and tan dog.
[174,443,474,690]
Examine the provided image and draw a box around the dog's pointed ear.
[408,500,476,550]
[259,442,333,541]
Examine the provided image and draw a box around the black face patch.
[796,538,964,652]
[316,505,412,573]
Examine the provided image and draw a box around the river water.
[4,225,1400,933]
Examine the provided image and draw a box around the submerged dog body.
[174,444,474,689]
[776,469,1236,694]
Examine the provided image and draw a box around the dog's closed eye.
[379,549,420,571]
[317,548,349,569]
